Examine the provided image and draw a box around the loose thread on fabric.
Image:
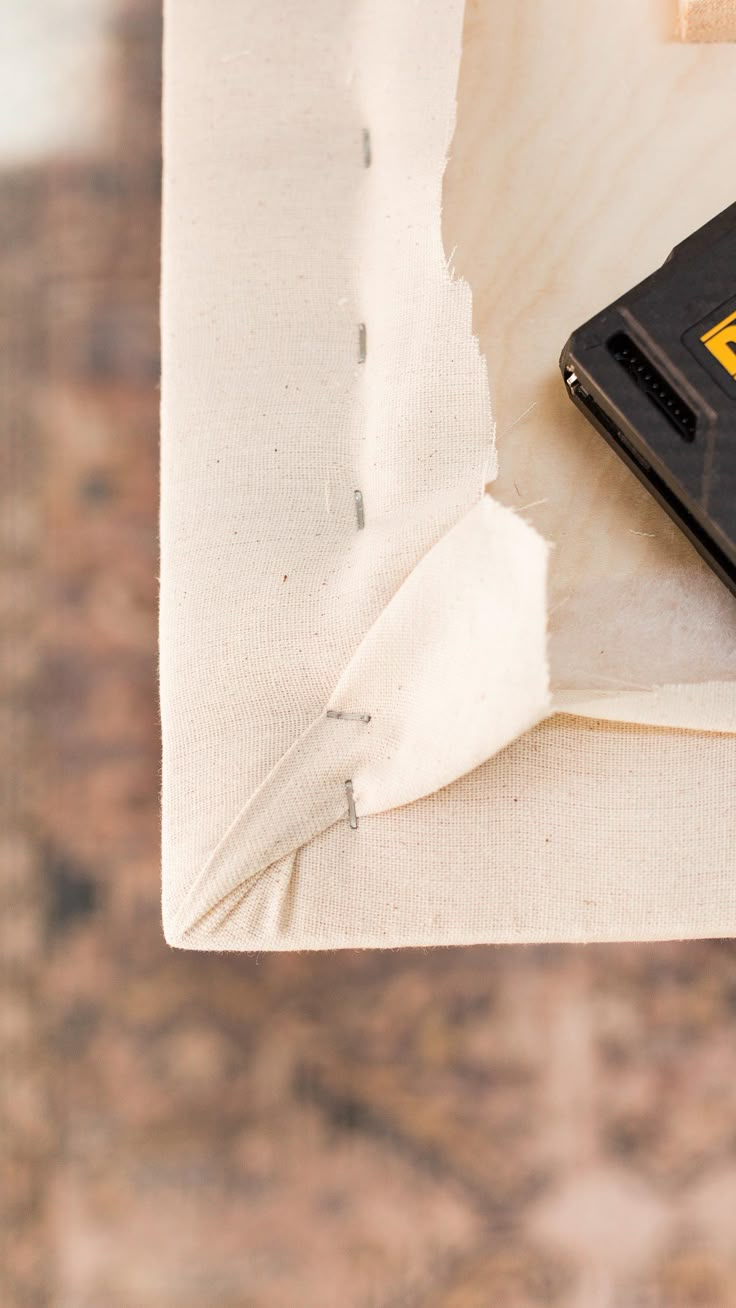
[547,594,569,619]
[497,400,538,441]
[354,488,365,529]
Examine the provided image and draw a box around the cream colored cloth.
[161,0,736,949]
[681,0,736,40]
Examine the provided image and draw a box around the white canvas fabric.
[161,0,736,950]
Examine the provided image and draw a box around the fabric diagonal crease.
[161,0,736,950]
[161,0,551,946]
[170,497,550,943]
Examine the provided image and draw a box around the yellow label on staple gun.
[701,310,736,380]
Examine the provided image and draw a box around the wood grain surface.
[445,0,736,694]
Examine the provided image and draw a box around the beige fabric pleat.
[161,0,736,951]
[680,0,736,40]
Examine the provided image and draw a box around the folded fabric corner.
[165,496,550,949]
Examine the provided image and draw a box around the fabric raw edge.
[555,682,736,733]
[161,0,554,949]
[161,0,736,953]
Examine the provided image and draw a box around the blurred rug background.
[2,2,736,1305]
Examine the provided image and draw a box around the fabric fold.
[555,683,736,733]
[166,496,550,945]
[162,0,736,951]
